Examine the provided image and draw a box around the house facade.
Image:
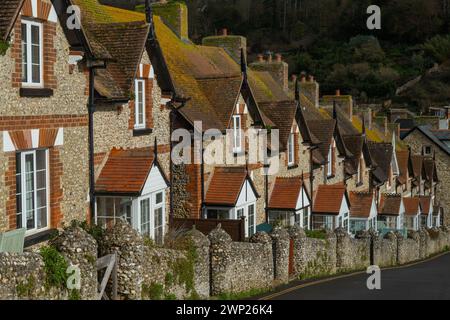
[0,0,91,244]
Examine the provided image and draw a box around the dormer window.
[287,131,295,166]
[232,115,242,153]
[327,144,333,177]
[21,20,43,87]
[134,79,146,129]
[357,155,364,185]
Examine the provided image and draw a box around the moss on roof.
[352,116,385,143]
[152,1,188,38]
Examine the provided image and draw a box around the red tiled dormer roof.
[420,196,432,215]
[268,177,305,210]
[403,197,421,216]
[204,167,259,207]
[349,192,374,218]
[378,194,402,216]
[95,148,155,195]
[313,184,347,215]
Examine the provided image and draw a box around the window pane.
[154,207,163,244]
[37,207,47,229]
[32,45,40,64]
[26,209,35,229]
[36,189,47,208]
[25,154,34,172]
[21,24,28,82]
[155,192,163,204]
[31,25,40,45]
[140,198,150,237]
[16,214,23,229]
[32,64,40,83]
[36,171,46,189]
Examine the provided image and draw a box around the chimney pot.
[257,54,264,63]
[336,89,341,96]
[275,53,282,62]
[291,74,297,82]
[300,74,306,83]
[267,53,273,63]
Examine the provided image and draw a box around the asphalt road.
[259,252,450,300]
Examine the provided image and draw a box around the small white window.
[21,20,43,87]
[288,132,295,166]
[327,143,333,177]
[16,150,49,234]
[232,115,242,153]
[134,79,146,129]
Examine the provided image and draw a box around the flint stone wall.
[372,232,398,267]
[397,231,420,265]
[100,221,210,300]
[209,227,273,296]
[0,226,97,300]
[290,227,337,279]
[336,229,371,272]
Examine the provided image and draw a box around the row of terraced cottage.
[0,0,447,250]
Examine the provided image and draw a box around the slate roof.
[403,126,450,156]
[313,184,348,215]
[268,177,305,210]
[0,0,23,40]
[378,194,402,216]
[96,148,156,195]
[403,197,421,216]
[423,158,438,183]
[343,135,364,175]
[396,150,410,185]
[367,142,393,184]
[153,15,279,131]
[204,167,259,206]
[307,119,337,160]
[72,0,151,99]
[349,192,374,218]
[410,155,423,180]
[420,196,432,215]
[258,101,297,151]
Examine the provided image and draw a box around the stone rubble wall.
[1,223,449,300]
[208,227,273,296]
[0,226,97,300]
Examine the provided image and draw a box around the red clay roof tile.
[95,148,155,195]
[313,184,347,215]
[349,192,374,218]
[268,177,304,210]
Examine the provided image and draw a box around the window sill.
[20,87,54,98]
[133,128,153,137]
[327,175,335,180]
[287,164,299,170]
[356,182,364,187]
[24,228,57,248]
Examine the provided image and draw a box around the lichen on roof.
[352,116,385,143]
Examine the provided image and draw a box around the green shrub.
[305,230,327,239]
[16,275,36,298]
[0,40,9,55]
[142,283,164,300]
[40,246,69,290]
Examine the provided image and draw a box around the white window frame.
[232,115,242,153]
[288,131,295,166]
[327,144,333,177]
[134,79,146,129]
[21,19,43,87]
[16,149,50,235]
